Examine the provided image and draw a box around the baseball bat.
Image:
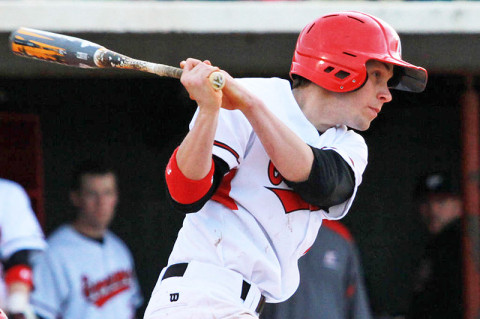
[9,27,225,90]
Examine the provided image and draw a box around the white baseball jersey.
[166,77,368,302]
[31,225,143,319]
[0,178,46,307]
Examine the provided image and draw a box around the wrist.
[196,105,220,118]
[238,95,263,115]
[6,290,29,314]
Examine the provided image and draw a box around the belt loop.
[241,281,250,300]
[161,263,188,280]
[255,295,266,314]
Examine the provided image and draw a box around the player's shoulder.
[321,126,368,155]
[321,220,354,243]
[0,178,28,197]
[104,229,124,243]
[46,224,79,246]
[104,230,133,252]
[0,178,19,189]
[236,77,291,93]
[325,125,365,141]
[236,77,295,114]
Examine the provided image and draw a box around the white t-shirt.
[0,178,46,307]
[167,77,368,302]
[31,225,143,319]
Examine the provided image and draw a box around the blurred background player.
[30,160,143,319]
[406,171,463,319]
[0,178,46,319]
[143,11,426,319]
[262,220,373,319]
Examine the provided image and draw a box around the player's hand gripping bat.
[9,27,225,90]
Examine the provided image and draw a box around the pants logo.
[170,293,180,302]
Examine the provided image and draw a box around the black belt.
[162,263,266,314]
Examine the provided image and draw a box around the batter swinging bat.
[9,27,225,90]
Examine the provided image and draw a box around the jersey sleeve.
[313,127,368,219]
[165,107,252,213]
[0,180,46,260]
[189,107,253,170]
[167,155,230,213]
[30,250,69,319]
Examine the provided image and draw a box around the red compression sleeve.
[166,147,215,205]
[4,265,33,289]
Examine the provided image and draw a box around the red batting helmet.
[290,11,427,93]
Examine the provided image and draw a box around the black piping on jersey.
[284,147,355,210]
[168,155,230,213]
[213,140,240,164]
[2,249,33,270]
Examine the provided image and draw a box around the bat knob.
[209,71,225,90]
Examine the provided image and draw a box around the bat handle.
[95,48,225,90]
[208,71,225,90]
[151,65,225,90]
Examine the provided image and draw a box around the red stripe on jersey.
[214,141,240,164]
[346,284,356,298]
[267,187,320,214]
[322,220,353,242]
[165,148,214,204]
[212,169,238,210]
[94,286,129,307]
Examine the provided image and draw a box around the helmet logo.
[396,40,402,58]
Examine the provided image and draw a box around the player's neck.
[293,86,337,132]
[72,220,107,240]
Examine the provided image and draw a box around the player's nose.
[378,87,392,103]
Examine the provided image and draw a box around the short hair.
[291,74,312,89]
[70,159,116,191]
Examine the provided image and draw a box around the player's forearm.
[176,107,220,180]
[241,102,314,182]
[6,282,33,318]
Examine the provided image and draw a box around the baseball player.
[262,220,373,319]
[0,178,47,319]
[30,160,143,319]
[143,11,427,319]
[407,171,463,319]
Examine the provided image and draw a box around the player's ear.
[70,190,81,208]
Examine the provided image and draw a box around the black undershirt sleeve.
[2,249,32,270]
[284,147,355,210]
[167,155,230,213]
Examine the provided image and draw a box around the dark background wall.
[0,71,466,316]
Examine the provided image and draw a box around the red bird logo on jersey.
[266,161,320,214]
[82,270,133,307]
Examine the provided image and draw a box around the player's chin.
[351,120,372,131]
